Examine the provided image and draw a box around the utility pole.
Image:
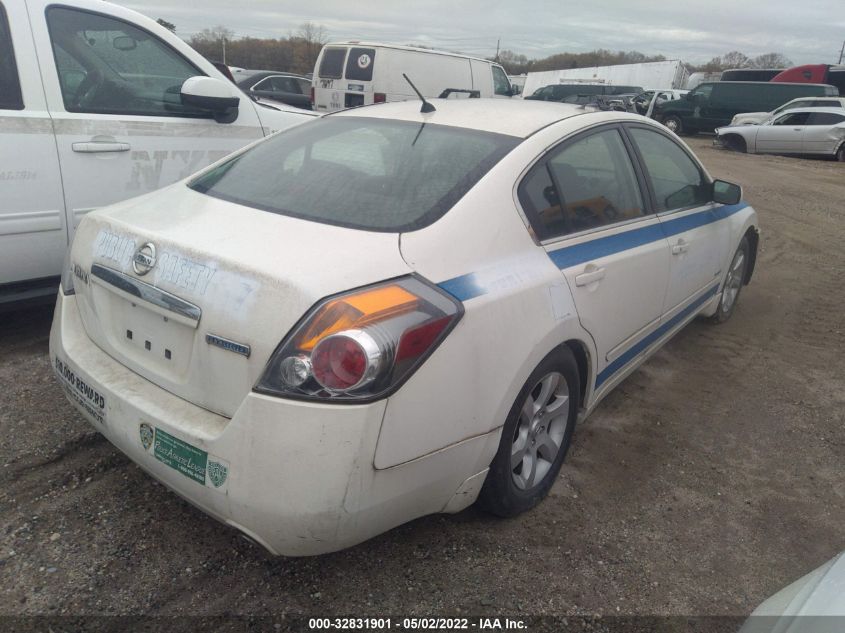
[839,40,844,65]
[222,37,227,65]
[495,38,500,62]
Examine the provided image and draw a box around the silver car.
[715,108,845,161]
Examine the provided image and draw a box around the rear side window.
[519,128,645,239]
[628,127,710,212]
[0,3,23,110]
[319,48,346,79]
[190,117,519,232]
[807,112,845,125]
[46,7,206,117]
[345,48,375,82]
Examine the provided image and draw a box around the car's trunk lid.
[70,185,411,418]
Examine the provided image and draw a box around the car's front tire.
[711,236,750,324]
[478,348,579,517]
[723,134,748,153]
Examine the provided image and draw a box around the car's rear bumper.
[50,291,496,556]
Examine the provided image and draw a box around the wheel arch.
[743,225,759,285]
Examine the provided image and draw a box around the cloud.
[119,0,843,66]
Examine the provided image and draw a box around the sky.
[119,0,845,67]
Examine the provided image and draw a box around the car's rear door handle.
[671,239,689,255]
[575,266,606,286]
[72,141,131,153]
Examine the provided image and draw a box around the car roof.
[330,99,595,138]
[236,71,309,86]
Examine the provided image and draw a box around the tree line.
[164,20,793,78]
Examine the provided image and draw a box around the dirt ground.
[1,138,843,624]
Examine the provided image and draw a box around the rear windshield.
[189,117,520,232]
[319,48,346,79]
[345,47,375,82]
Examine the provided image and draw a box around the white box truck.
[312,42,514,112]
[0,0,314,304]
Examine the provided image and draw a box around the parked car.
[740,551,845,633]
[656,81,839,134]
[632,89,689,115]
[730,96,845,126]
[0,0,315,305]
[236,71,312,110]
[51,99,759,556]
[715,107,845,160]
[526,83,644,103]
[312,42,513,112]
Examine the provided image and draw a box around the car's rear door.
[625,124,730,318]
[803,111,845,153]
[29,1,264,243]
[756,111,810,153]
[0,0,66,291]
[518,124,671,390]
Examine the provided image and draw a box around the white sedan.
[716,107,845,160]
[50,99,759,556]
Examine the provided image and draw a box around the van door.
[30,3,264,241]
[470,59,493,97]
[0,0,66,292]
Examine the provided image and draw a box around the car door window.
[46,7,206,117]
[807,112,845,125]
[628,127,710,212]
[0,2,23,110]
[772,112,810,126]
[519,128,645,240]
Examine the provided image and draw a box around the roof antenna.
[403,73,436,113]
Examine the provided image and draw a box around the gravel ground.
[0,138,843,624]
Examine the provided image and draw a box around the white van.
[312,42,514,112]
[0,0,314,304]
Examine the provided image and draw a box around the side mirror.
[712,179,742,205]
[180,76,240,123]
[113,36,137,51]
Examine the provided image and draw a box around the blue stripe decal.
[595,283,720,388]
[437,272,486,302]
[436,202,748,302]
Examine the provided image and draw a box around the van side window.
[492,66,510,96]
[345,48,375,82]
[628,127,710,212]
[46,7,206,117]
[0,3,23,110]
[319,48,346,79]
[519,128,645,239]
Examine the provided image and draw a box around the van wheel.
[477,348,579,517]
[663,115,683,134]
[711,236,749,324]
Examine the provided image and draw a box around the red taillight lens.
[255,277,463,402]
[374,92,386,103]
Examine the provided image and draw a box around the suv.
[730,96,845,126]
[525,84,643,102]
[655,81,838,134]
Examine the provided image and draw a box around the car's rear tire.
[836,143,845,162]
[477,348,579,517]
[662,115,683,134]
[711,236,749,324]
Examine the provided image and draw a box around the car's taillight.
[310,86,315,104]
[255,276,463,402]
[374,92,386,103]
